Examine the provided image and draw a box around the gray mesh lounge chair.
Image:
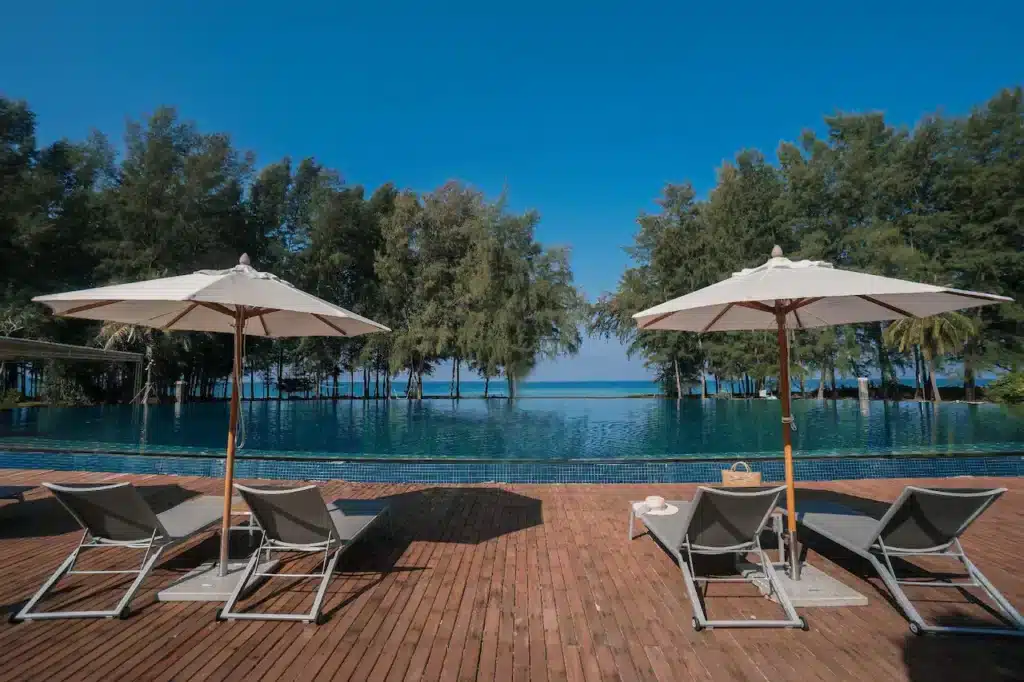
[12,482,223,622]
[629,486,805,631]
[219,484,391,624]
[785,486,1024,636]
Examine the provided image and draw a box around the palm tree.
[883,312,977,403]
[97,323,156,404]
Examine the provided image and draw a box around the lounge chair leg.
[308,549,343,624]
[628,509,635,540]
[867,552,929,632]
[962,555,1024,630]
[219,545,263,621]
[11,546,81,623]
[678,552,708,630]
[758,549,805,629]
[111,546,165,619]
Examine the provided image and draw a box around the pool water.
[2,399,1023,461]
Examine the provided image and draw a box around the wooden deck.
[0,469,1022,681]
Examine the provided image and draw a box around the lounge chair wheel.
[800,618,809,631]
[909,622,922,636]
[692,617,703,632]
[118,608,131,620]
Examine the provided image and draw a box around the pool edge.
[1,449,1021,484]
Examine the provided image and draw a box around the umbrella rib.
[195,301,237,318]
[312,314,349,336]
[858,295,916,318]
[782,297,822,315]
[258,313,271,337]
[637,312,674,330]
[700,303,735,333]
[942,289,1010,303]
[734,301,775,314]
[245,307,279,319]
[62,300,117,316]
[792,307,805,329]
[161,302,199,330]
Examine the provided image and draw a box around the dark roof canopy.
[0,337,142,363]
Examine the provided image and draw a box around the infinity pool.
[2,399,1023,461]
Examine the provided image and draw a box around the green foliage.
[0,389,21,409]
[593,87,1024,400]
[0,99,583,401]
[986,372,1024,404]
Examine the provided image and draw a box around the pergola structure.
[0,337,144,402]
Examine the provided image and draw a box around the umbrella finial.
[771,245,783,258]
[239,253,251,266]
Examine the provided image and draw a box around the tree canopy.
[0,102,583,403]
[592,87,1024,401]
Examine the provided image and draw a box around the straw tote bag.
[721,461,762,487]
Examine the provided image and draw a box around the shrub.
[986,372,1024,404]
[0,389,21,409]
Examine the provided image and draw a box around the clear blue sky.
[4,0,1022,381]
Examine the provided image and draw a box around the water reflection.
[1,399,1022,460]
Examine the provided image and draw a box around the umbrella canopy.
[634,248,1011,332]
[33,255,389,338]
[33,254,389,584]
[632,247,1012,580]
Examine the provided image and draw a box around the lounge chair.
[629,486,805,631]
[12,482,224,622]
[785,486,1024,636]
[219,484,391,624]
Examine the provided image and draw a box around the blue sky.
[4,0,1022,381]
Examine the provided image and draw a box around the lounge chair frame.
[631,486,806,631]
[793,486,1024,637]
[12,482,213,622]
[219,484,389,624]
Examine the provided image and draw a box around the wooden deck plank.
[1,472,1024,680]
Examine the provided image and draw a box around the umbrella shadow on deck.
[0,483,204,539]
[903,615,1024,680]
[377,486,544,545]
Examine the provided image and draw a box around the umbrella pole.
[776,312,801,580]
[218,308,244,577]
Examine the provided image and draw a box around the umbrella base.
[741,561,868,607]
[158,558,280,602]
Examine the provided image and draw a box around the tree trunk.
[964,349,976,402]
[817,367,825,400]
[276,348,284,402]
[830,364,838,399]
[874,325,890,397]
[450,361,457,398]
[700,369,707,398]
[456,359,461,399]
[507,373,515,399]
[484,374,490,398]
[416,359,424,399]
[927,355,942,403]
[673,357,681,398]
[913,346,923,399]
[350,367,355,398]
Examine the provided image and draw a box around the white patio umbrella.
[633,246,1011,579]
[33,254,389,582]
